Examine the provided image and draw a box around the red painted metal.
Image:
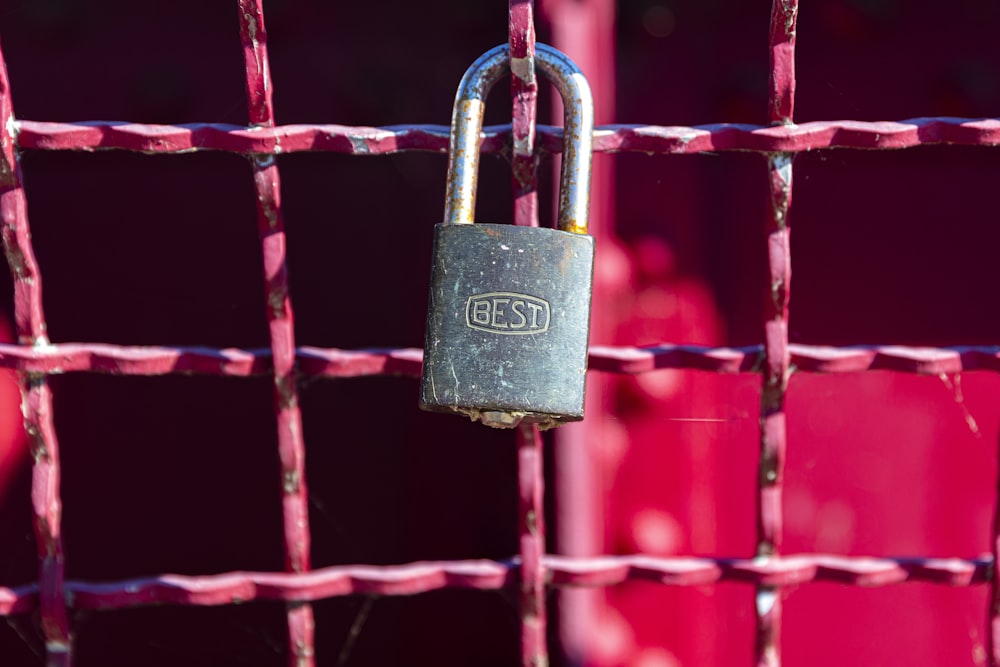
[0,35,71,667]
[757,3,797,663]
[16,117,1000,154]
[768,0,797,125]
[0,341,996,377]
[237,2,315,666]
[509,0,540,230]
[508,6,548,666]
[518,424,548,667]
[993,484,1000,665]
[1,1,998,665]
[757,154,791,661]
[0,553,988,617]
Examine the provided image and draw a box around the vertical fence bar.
[758,2,797,667]
[993,411,1000,665]
[510,8,548,667]
[992,474,1000,665]
[757,151,791,667]
[0,38,71,667]
[237,3,315,666]
[518,422,548,667]
[768,0,797,125]
[510,0,540,230]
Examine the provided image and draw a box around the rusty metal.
[509,0,540,231]
[420,42,595,429]
[517,423,547,667]
[1,0,999,665]
[443,43,593,234]
[757,2,798,664]
[508,7,548,666]
[15,117,1000,155]
[0,34,71,667]
[0,341,994,378]
[236,2,316,667]
[768,0,798,125]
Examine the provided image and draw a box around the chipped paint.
[241,7,271,120]
[283,468,300,494]
[348,134,370,155]
[782,0,798,36]
[771,152,792,184]
[755,587,778,616]
[12,118,1000,155]
[511,56,537,86]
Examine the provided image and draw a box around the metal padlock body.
[419,43,595,429]
[422,223,594,427]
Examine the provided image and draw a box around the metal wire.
[16,117,1000,154]
[236,2,316,666]
[509,0,540,230]
[0,33,71,667]
[509,7,548,666]
[757,3,797,662]
[0,554,988,616]
[0,0,997,664]
[0,342,995,377]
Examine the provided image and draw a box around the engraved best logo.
[465,292,550,334]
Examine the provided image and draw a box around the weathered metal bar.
[992,463,1000,665]
[509,0,540,230]
[518,423,548,667]
[757,1,798,665]
[0,342,995,377]
[16,118,1000,154]
[509,6,549,665]
[0,34,72,667]
[768,0,798,124]
[237,2,315,666]
[0,554,988,616]
[757,149,792,667]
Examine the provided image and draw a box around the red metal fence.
[0,0,998,665]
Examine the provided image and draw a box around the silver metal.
[421,43,596,430]
[444,43,594,235]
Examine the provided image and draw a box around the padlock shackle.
[444,44,594,235]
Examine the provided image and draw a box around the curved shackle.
[444,43,594,235]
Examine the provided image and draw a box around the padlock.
[419,43,595,430]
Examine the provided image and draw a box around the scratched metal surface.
[237,2,316,666]
[15,117,1000,154]
[508,5,549,666]
[0,24,70,667]
[0,342,993,377]
[755,3,797,665]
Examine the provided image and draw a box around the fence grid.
[0,1,996,666]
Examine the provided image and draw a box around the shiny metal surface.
[443,43,594,235]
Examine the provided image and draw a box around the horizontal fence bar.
[0,554,989,615]
[15,117,1000,156]
[0,343,997,377]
